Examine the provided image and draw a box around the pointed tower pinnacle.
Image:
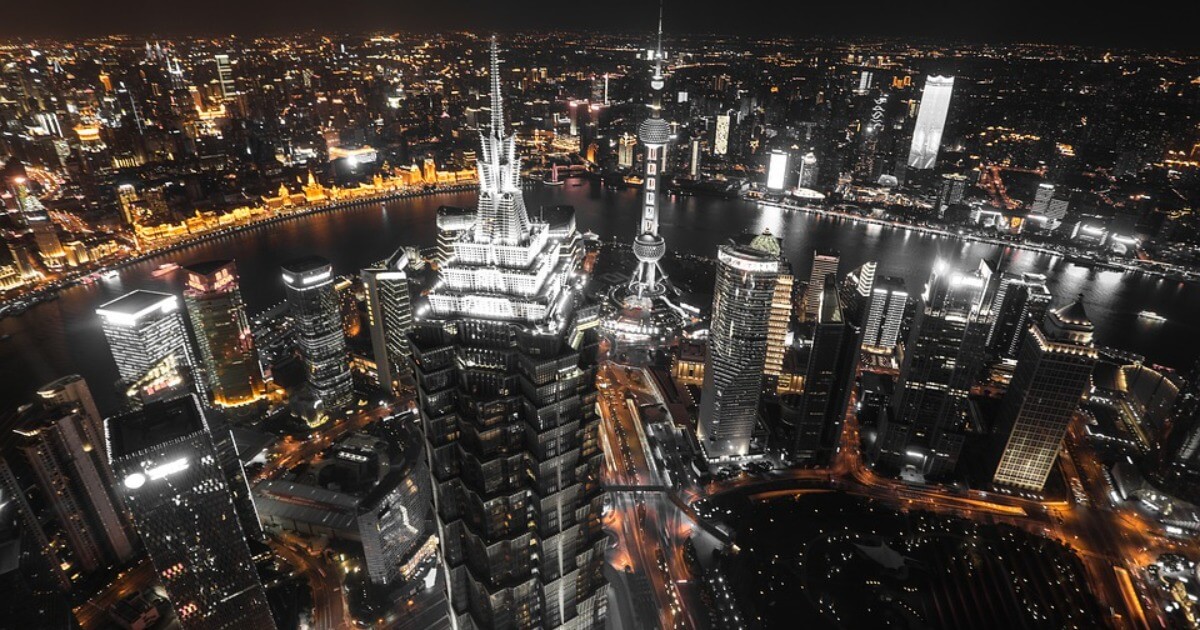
[651,0,665,91]
[489,36,504,139]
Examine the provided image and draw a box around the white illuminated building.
[907,75,954,170]
[427,39,578,329]
[97,290,198,388]
[766,150,790,190]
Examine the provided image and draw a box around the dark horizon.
[3,0,1196,52]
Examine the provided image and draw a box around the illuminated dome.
[638,118,671,145]
[748,229,782,257]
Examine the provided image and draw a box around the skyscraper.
[698,234,783,460]
[986,273,1051,359]
[182,260,265,409]
[878,260,990,476]
[861,276,908,353]
[409,39,607,629]
[97,290,198,394]
[107,395,275,629]
[214,54,235,102]
[2,395,137,577]
[792,276,859,461]
[764,269,794,379]
[992,300,1098,491]
[435,205,476,267]
[766,150,790,190]
[282,256,354,414]
[906,76,954,170]
[803,249,840,320]
[362,248,415,396]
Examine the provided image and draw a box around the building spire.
[489,35,504,138]
[652,0,665,88]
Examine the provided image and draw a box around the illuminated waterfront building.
[699,234,783,460]
[714,113,730,155]
[906,76,954,170]
[107,395,275,629]
[992,300,1097,491]
[362,248,415,396]
[766,150,790,190]
[409,39,607,629]
[878,260,990,476]
[97,290,198,393]
[182,260,265,409]
[601,8,689,361]
[803,250,840,320]
[282,256,354,414]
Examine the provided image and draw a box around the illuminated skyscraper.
[906,76,954,170]
[878,260,990,476]
[714,113,730,155]
[282,256,354,414]
[992,301,1097,491]
[861,276,908,352]
[97,290,198,394]
[410,39,607,629]
[107,395,275,629]
[803,250,840,320]
[362,248,415,396]
[766,150,790,190]
[699,234,783,460]
[182,260,265,409]
[214,54,235,101]
[9,176,65,267]
[985,273,1051,359]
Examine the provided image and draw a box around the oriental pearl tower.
[601,2,691,363]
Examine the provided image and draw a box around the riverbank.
[750,195,1200,286]
[0,183,482,318]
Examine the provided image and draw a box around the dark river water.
[3,181,1198,414]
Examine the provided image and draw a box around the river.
[3,180,1198,414]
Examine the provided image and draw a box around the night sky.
[2,0,1193,51]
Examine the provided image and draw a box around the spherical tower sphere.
[638,118,671,146]
[633,232,666,263]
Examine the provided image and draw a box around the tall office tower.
[689,137,701,177]
[36,374,103,446]
[838,261,877,325]
[1030,182,1054,214]
[214,54,235,101]
[617,133,636,169]
[714,113,730,155]
[861,276,908,353]
[792,276,858,461]
[906,76,954,170]
[764,270,794,379]
[435,206,476,267]
[986,273,1051,359]
[992,301,1098,491]
[937,173,968,215]
[803,250,840,320]
[797,151,818,189]
[3,400,138,576]
[766,150,790,190]
[698,235,783,460]
[182,260,265,409]
[97,290,198,393]
[601,9,688,362]
[107,395,275,629]
[282,256,354,414]
[880,261,990,476]
[410,39,607,629]
[362,248,415,396]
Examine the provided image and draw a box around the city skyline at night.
[4,10,1200,630]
